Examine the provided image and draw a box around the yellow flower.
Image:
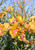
[29,22,35,34]
[4,23,10,30]
[29,15,35,33]
[9,28,19,38]
[10,17,15,23]
[0,24,6,36]
[0,24,3,27]
[16,15,22,24]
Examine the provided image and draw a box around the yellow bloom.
[29,22,35,33]
[9,28,19,38]
[0,24,3,27]
[16,15,22,24]
[4,23,10,30]
[0,24,6,36]
[10,17,15,23]
[29,15,35,33]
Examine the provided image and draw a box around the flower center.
[15,31,17,34]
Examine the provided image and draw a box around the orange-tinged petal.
[30,40,33,44]
[17,1,19,4]
[14,22,18,26]
[16,8,19,12]
[24,0,26,2]
[4,23,10,30]
[0,12,3,18]
[19,4,21,7]
[18,11,21,14]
